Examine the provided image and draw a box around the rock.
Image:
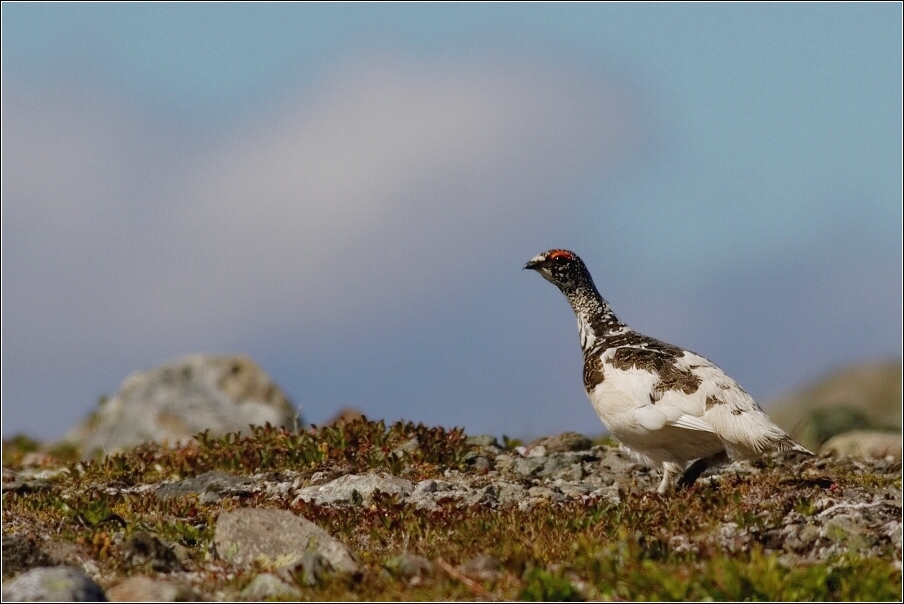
[1,566,107,602]
[1,537,94,579]
[588,485,622,506]
[820,430,902,459]
[105,576,197,601]
[492,452,515,468]
[384,553,434,578]
[768,361,901,451]
[214,508,359,574]
[468,455,493,472]
[293,473,413,505]
[527,445,548,457]
[1,536,55,578]
[513,456,546,476]
[466,435,499,448]
[596,447,643,480]
[411,479,442,496]
[289,551,335,586]
[527,432,593,453]
[482,482,525,506]
[64,354,300,459]
[240,573,302,600]
[156,471,257,501]
[120,532,182,572]
[528,485,557,499]
[710,522,754,554]
[408,479,462,510]
[392,436,421,457]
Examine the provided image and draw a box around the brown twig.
[436,557,497,601]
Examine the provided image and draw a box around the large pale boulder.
[820,430,902,459]
[65,354,300,458]
[214,508,359,575]
[768,361,901,452]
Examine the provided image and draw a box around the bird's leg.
[678,451,730,489]
[657,462,683,494]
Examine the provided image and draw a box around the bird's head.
[523,249,594,292]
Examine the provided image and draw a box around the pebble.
[1,566,107,602]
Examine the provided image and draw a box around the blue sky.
[2,4,901,441]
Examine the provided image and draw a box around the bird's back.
[585,331,806,463]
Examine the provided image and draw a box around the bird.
[524,249,811,493]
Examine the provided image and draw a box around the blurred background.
[2,4,901,443]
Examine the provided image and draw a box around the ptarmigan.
[525,249,811,493]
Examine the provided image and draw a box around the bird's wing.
[674,352,795,458]
[669,412,715,432]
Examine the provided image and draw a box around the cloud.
[2,55,641,438]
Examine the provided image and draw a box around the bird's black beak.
[524,259,541,271]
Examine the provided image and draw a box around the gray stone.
[588,485,622,506]
[711,521,753,554]
[293,472,413,505]
[468,455,493,472]
[527,432,593,453]
[1,536,55,578]
[408,479,465,510]
[527,445,548,457]
[537,453,583,477]
[820,430,902,459]
[214,508,359,574]
[289,551,334,586]
[105,576,197,601]
[528,486,556,499]
[240,573,302,600]
[596,447,643,476]
[121,532,183,572]
[486,481,525,506]
[466,435,499,448]
[492,453,515,471]
[156,471,257,501]
[767,361,901,452]
[384,553,434,578]
[65,354,300,459]
[1,566,107,602]
[411,479,442,496]
[558,483,595,499]
[392,437,421,457]
[513,456,546,476]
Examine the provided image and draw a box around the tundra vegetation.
[3,419,901,601]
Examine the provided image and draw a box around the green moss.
[521,568,582,601]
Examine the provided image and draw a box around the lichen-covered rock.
[293,472,414,505]
[1,537,95,580]
[768,361,901,451]
[64,354,300,458]
[1,536,55,578]
[156,470,258,502]
[213,508,359,574]
[526,432,593,453]
[120,532,183,573]
[240,573,302,600]
[1,566,107,602]
[384,553,434,579]
[820,430,902,459]
[105,576,197,601]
